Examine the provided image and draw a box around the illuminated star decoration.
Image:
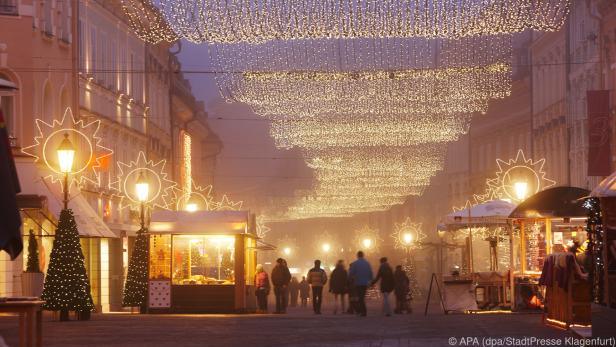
[391,218,427,251]
[214,195,244,211]
[353,225,382,253]
[174,181,214,212]
[112,151,177,210]
[255,216,271,239]
[487,149,556,203]
[22,107,113,190]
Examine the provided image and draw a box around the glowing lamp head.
[322,243,331,253]
[185,203,198,212]
[56,133,75,174]
[362,238,372,249]
[402,233,413,245]
[437,230,446,239]
[283,247,291,256]
[135,171,150,203]
[514,181,529,201]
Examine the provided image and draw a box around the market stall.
[147,210,258,313]
[508,186,590,318]
[441,199,515,311]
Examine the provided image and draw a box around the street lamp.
[56,133,75,210]
[402,232,413,246]
[135,171,150,229]
[185,195,199,212]
[362,238,372,249]
[283,247,291,256]
[514,181,529,201]
[322,243,331,253]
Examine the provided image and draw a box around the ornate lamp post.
[135,171,150,229]
[56,133,75,209]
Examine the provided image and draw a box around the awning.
[590,171,616,197]
[0,77,17,90]
[508,186,590,219]
[15,157,117,238]
[150,210,251,235]
[443,200,516,226]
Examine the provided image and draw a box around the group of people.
[254,251,413,316]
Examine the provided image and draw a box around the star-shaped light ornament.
[215,195,244,211]
[391,218,427,251]
[256,216,271,239]
[22,108,113,190]
[353,225,382,253]
[174,181,214,212]
[112,151,177,210]
[487,150,556,203]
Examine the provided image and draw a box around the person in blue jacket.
[349,251,373,317]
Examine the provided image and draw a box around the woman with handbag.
[255,264,270,313]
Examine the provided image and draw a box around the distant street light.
[322,243,331,253]
[402,232,413,245]
[283,247,291,256]
[362,238,372,249]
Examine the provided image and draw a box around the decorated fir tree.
[25,230,41,273]
[122,228,149,309]
[41,209,94,318]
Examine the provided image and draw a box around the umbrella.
[508,186,590,219]
[444,199,516,225]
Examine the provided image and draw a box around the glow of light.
[183,132,192,196]
[322,243,331,253]
[283,247,291,256]
[362,239,372,249]
[514,181,529,201]
[403,233,413,245]
[56,133,75,173]
[135,171,150,203]
[185,203,198,212]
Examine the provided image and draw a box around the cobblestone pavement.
[0,303,570,347]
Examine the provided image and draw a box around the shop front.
[147,210,257,313]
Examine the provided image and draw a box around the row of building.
[0,0,222,312]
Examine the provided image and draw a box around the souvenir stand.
[589,173,616,337]
[147,210,258,313]
[441,200,516,312]
[508,187,591,324]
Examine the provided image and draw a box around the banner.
[587,90,611,176]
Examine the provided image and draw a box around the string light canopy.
[121,0,178,44]
[135,0,570,43]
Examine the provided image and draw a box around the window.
[0,73,17,143]
[100,33,106,84]
[90,27,97,75]
[59,0,70,42]
[0,0,18,15]
[79,20,85,71]
[43,0,53,35]
[171,235,236,285]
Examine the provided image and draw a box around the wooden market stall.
[508,186,591,324]
[146,210,258,313]
[441,199,516,311]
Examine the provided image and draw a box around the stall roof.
[508,186,590,219]
[590,171,616,197]
[149,210,252,235]
[443,200,515,226]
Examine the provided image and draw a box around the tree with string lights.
[41,209,94,320]
[122,228,149,312]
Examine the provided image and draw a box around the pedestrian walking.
[349,251,373,317]
[394,265,410,314]
[254,264,270,313]
[271,258,291,314]
[329,260,348,314]
[372,257,395,317]
[299,276,310,307]
[307,259,328,314]
[289,277,300,307]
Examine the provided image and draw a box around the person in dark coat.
[271,258,292,313]
[372,257,395,316]
[329,260,348,314]
[289,277,300,307]
[299,276,310,307]
[394,265,410,314]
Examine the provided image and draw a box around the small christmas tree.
[122,228,149,310]
[25,230,41,273]
[41,209,94,317]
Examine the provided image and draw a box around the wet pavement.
[0,302,571,347]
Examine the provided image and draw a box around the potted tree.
[22,230,45,297]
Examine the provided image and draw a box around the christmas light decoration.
[487,149,556,203]
[392,218,427,251]
[144,0,570,44]
[121,0,177,44]
[584,198,604,304]
[214,195,244,211]
[256,216,271,239]
[112,151,177,211]
[41,209,94,315]
[22,108,113,190]
[122,227,149,309]
[174,181,214,212]
[353,226,382,253]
